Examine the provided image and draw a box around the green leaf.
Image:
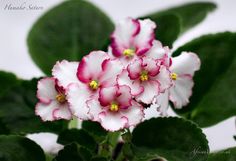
[173,32,236,127]
[0,78,68,135]
[0,135,45,161]
[0,71,20,96]
[57,128,97,153]
[90,157,108,161]
[82,121,108,143]
[53,143,92,161]
[158,2,216,32]
[27,0,114,75]
[131,117,209,161]
[143,2,216,47]
[207,147,236,161]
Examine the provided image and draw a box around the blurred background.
[0,0,236,152]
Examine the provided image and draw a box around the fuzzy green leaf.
[27,0,113,75]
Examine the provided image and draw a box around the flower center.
[171,73,178,80]
[110,103,119,112]
[56,93,66,103]
[123,49,135,57]
[140,71,149,81]
[89,80,99,90]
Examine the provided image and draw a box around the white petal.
[99,111,128,132]
[37,77,57,104]
[120,100,143,127]
[111,18,140,56]
[146,40,166,59]
[53,104,72,120]
[66,83,91,120]
[117,70,144,96]
[99,59,123,87]
[134,19,156,55]
[87,99,103,121]
[154,65,172,92]
[35,101,59,121]
[156,90,170,116]
[169,75,193,109]
[171,52,200,76]
[77,51,109,82]
[135,80,160,104]
[52,60,80,88]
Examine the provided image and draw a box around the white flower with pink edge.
[36,77,72,121]
[87,85,144,131]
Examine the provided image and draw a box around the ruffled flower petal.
[133,19,156,55]
[37,77,57,104]
[171,52,200,76]
[99,59,123,87]
[142,57,160,76]
[145,40,166,59]
[135,80,160,104]
[99,111,128,132]
[52,60,80,88]
[77,51,109,83]
[116,85,132,108]
[153,65,172,92]
[66,83,91,120]
[35,101,59,121]
[53,103,72,120]
[169,75,193,108]
[117,70,144,96]
[155,90,169,116]
[127,58,142,80]
[111,18,140,57]
[99,86,118,107]
[120,100,144,127]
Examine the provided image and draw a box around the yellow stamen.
[56,94,66,103]
[171,73,178,80]
[110,103,119,112]
[89,80,99,90]
[123,49,135,57]
[140,71,149,81]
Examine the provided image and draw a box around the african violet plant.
[0,0,236,161]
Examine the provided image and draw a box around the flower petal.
[99,59,123,87]
[66,83,91,120]
[120,100,144,127]
[117,70,144,96]
[35,101,59,121]
[155,90,169,116]
[99,111,128,132]
[145,40,166,59]
[53,104,72,120]
[153,65,172,92]
[169,75,193,109]
[111,18,140,57]
[77,51,109,83]
[134,19,156,55]
[99,86,118,107]
[116,85,132,108]
[135,80,160,104]
[37,77,57,104]
[87,99,104,121]
[52,60,80,88]
[171,52,200,76]
[142,57,160,76]
[127,58,142,80]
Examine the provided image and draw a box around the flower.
[155,52,201,115]
[87,85,144,131]
[65,51,123,119]
[109,17,156,66]
[118,57,172,104]
[35,77,72,121]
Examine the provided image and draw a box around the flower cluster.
[36,18,200,131]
